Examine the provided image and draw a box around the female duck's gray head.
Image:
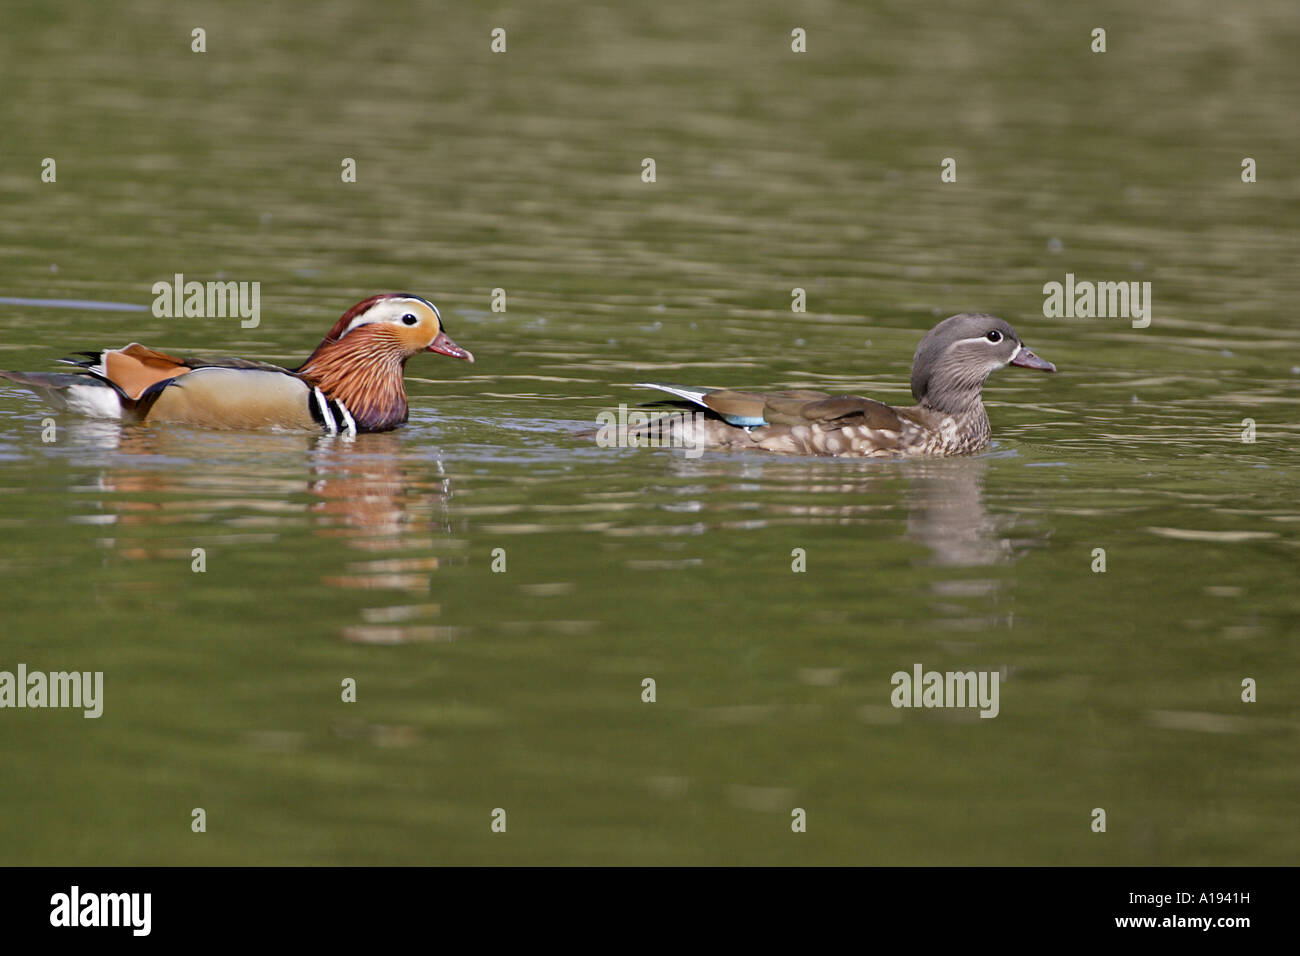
[910,313,1055,414]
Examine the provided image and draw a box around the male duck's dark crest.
[0,293,474,435]
[624,312,1055,458]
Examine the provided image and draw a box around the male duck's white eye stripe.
[340,297,437,337]
[312,386,338,434]
[341,313,381,336]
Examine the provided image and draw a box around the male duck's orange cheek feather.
[295,329,415,432]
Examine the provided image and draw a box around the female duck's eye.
[986,330,1002,343]
[401,313,419,326]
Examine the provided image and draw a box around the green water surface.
[0,0,1296,864]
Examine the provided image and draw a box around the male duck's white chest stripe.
[309,387,358,437]
[312,387,336,434]
[332,399,357,436]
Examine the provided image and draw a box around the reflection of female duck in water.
[904,458,1013,567]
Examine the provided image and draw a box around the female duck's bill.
[1008,346,1054,371]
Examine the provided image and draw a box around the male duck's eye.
[986,330,1002,343]
[401,313,419,326]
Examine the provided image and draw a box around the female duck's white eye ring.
[986,330,1002,343]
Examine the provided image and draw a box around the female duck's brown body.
[629,313,1055,458]
[0,293,474,435]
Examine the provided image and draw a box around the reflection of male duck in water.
[50,424,458,574]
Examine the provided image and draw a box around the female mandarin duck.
[0,293,473,435]
[629,313,1055,457]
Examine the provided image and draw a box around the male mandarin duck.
[0,293,473,435]
[628,313,1055,457]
